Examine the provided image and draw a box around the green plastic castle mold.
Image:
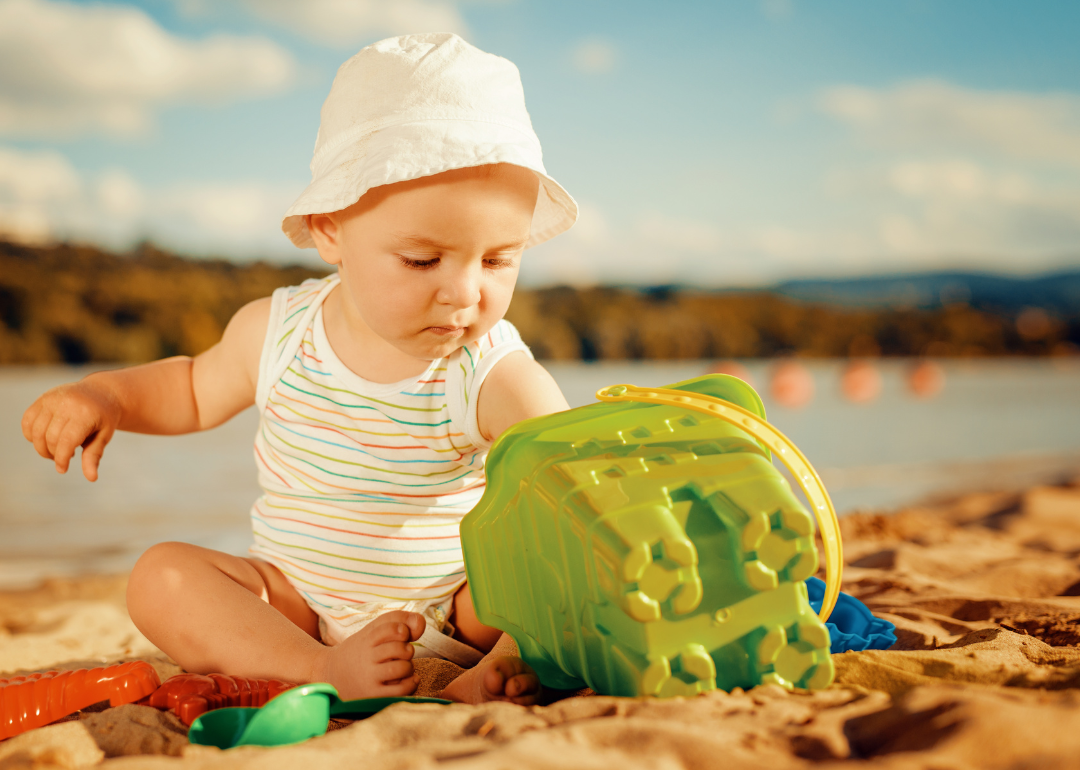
[460,374,842,698]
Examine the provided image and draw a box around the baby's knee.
[128,542,198,604]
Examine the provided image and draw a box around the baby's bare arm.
[476,352,569,443]
[21,297,271,481]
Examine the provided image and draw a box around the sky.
[1,0,1080,287]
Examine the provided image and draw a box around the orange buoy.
[841,360,883,404]
[770,360,814,408]
[907,360,945,398]
[709,360,754,387]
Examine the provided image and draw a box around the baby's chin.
[398,326,485,360]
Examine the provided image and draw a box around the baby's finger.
[81,427,113,483]
[44,414,69,457]
[30,410,57,459]
[53,422,87,474]
[21,401,42,442]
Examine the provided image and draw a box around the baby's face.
[312,164,538,361]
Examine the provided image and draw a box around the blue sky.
[2,0,1079,286]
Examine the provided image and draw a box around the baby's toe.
[376,610,427,642]
[377,658,415,685]
[368,617,425,646]
[502,672,541,705]
[379,674,419,698]
[504,671,540,700]
[482,656,542,705]
[373,638,415,664]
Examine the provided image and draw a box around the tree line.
[0,239,1074,365]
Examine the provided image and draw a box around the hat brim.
[282,120,577,250]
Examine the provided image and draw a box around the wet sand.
[3,477,1080,768]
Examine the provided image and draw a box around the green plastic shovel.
[187,683,451,749]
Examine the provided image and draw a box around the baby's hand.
[21,379,122,482]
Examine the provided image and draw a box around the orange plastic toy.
[143,673,296,726]
[1,661,160,740]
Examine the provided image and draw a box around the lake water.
[2,359,1079,588]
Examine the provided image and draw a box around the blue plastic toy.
[805,577,897,653]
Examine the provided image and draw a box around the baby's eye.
[398,255,440,269]
[483,256,517,269]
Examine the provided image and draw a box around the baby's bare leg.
[439,582,541,705]
[447,582,503,652]
[127,542,425,698]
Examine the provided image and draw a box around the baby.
[20,33,578,705]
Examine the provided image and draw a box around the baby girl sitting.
[21,33,578,705]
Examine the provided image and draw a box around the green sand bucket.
[461,374,842,698]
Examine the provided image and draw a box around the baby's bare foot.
[316,610,427,700]
[442,655,541,705]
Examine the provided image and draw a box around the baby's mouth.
[426,325,466,336]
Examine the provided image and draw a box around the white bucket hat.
[282,33,577,250]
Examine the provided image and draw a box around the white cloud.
[152,182,301,256]
[532,80,1080,285]
[563,201,610,247]
[886,159,1031,203]
[0,145,315,262]
[820,80,1080,169]
[0,146,82,244]
[874,160,1080,260]
[810,79,1080,273]
[0,0,296,139]
[220,0,467,47]
[0,147,81,204]
[523,182,1080,288]
[522,202,864,287]
[570,37,618,75]
[96,170,144,220]
[635,212,723,255]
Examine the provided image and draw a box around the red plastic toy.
[1,661,161,740]
[142,673,296,726]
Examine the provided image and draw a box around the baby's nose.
[437,267,482,308]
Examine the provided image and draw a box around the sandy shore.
[4,477,1080,768]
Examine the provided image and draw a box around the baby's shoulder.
[263,274,338,348]
[247,274,338,408]
[277,274,338,313]
[448,319,569,445]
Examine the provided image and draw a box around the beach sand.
[3,478,1080,768]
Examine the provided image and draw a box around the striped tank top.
[248,274,531,611]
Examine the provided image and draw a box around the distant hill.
[0,240,1077,363]
[774,270,1080,315]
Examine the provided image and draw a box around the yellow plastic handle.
[596,383,843,622]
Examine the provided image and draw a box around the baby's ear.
[308,212,343,266]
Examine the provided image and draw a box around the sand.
[3,478,1080,769]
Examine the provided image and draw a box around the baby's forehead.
[389,233,530,252]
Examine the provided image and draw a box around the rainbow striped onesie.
[249,275,530,663]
